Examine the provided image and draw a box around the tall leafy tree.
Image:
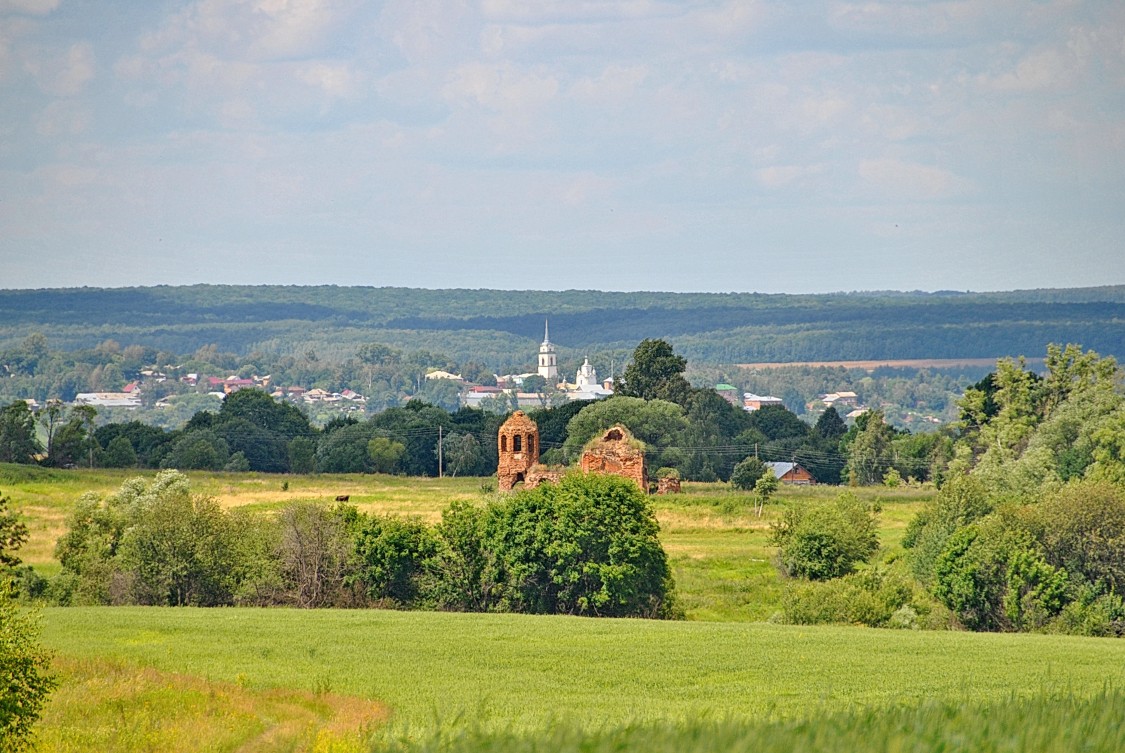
[616,339,692,406]
[0,401,40,464]
[813,406,847,441]
[844,410,897,485]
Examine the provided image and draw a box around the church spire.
[538,318,557,382]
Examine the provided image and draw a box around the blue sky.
[1,0,1122,293]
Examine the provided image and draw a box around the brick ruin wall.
[578,426,647,490]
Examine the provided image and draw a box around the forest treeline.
[0,338,966,489]
[1,285,1122,366]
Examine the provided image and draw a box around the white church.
[533,321,614,400]
[461,321,613,409]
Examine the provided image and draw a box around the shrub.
[427,500,500,612]
[1051,585,1125,637]
[351,514,436,604]
[1030,480,1125,595]
[0,589,56,753]
[933,515,1068,632]
[771,494,879,580]
[730,457,766,491]
[481,472,676,618]
[780,564,923,627]
[0,494,54,753]
[903,474,992,586]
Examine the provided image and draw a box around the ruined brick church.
[497,410,647,492]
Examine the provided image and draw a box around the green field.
[8,467,1123,751]
[37,608,1125,751]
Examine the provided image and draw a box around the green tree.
[0,494,29,576]
[0,583,57,753]
[440,432,482,478]
[1031,480,1125,595]
[933,516,1068,632]
[0,402,40,465]
[427,501,499,612]
[36,400,64,464]
[101,435,138,468]
[748,404,809,441]
[115,474,239,606]
[484,472,676,618]
[771,493,879,580]
[902,474,992,586]
[521,374,547,394]
[214,418,288,473]
[616,339,692,406]
[219,388,315,442]
[160,429,229,471]
[368,436,406,474]
[844,410,896,485]
[316,423,376,474]
[730,456,766,491]
[754,469,780,516]
[813,406,847,441]
[287,436,317,474]
[351,514,436,604]
[224,451,250,472]
[563,396,688,468]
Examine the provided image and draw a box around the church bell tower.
[537,320,558,383]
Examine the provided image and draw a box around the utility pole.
[438,425,443,479]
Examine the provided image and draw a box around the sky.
[1,0,1123,294]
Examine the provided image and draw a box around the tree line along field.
[8,465,1125,752]
[2,464,925,621]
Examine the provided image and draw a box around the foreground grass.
[380,689,1125,753]
[35,655,385,753]
[41,607,1125,739]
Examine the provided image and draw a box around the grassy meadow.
[8,465,1122,751]
[37,608,1125,751]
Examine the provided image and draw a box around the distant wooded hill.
[0,285,1122,366]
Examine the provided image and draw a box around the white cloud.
[756,164,824,189]
[569,64,648,102]
[23,41,94,95]
[444,61,558,112]
[34,98,89,136]
[0,0,58,14]
[858,158,973,200]
[980,48,1074,92]
[298,61,360,99]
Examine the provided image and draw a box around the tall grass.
[40,608,1125,736]
[378,689,1125,753]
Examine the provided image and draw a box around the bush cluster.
[779,562,944,629]
[771,494,879,580]
[46,471,677,619]
[906,477,1125,634]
